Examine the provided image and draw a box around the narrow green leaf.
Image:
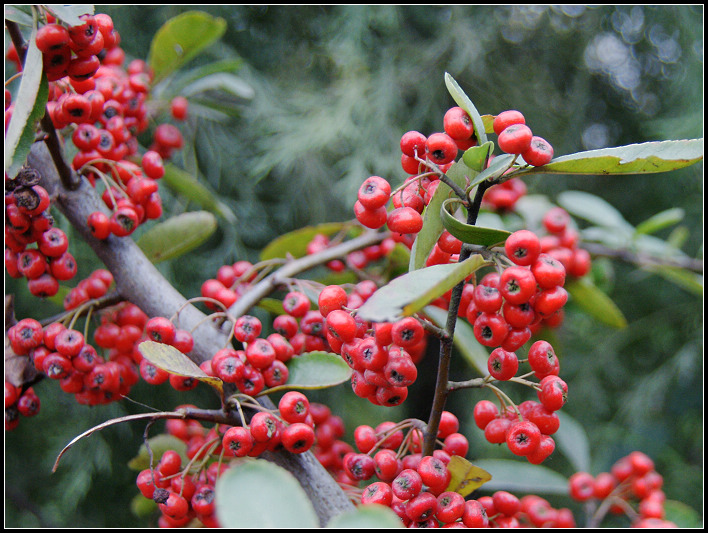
[326,505,404,528]
[161,164,237,224]
[634,208,685,236]
[423,305,489,375]
[357,256,491,323]
[519,139,703,176]
[216,459,319,528]
[644,265,703,296]
[441,198,512,248]
[557,191,633,233]
[566,277,628,329]
[4,5,34,26]
[473,459,569,495]
[663,500,703,528]
[554,412,591,473]
[182,72,255,100]
[468,153,516,189]
[5,30,48,177]
[136,211,217,263]
[409,161,470,271]
[137,340,224,392]
[259,222,358,261]
[148,11,227,83]
[262,351,352,395]
[444,73,488,145]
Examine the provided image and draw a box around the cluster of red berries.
[135,397,341,527]
[482,176,527,212]
[306,231,399,273]
[6,12,189,241]
[315,284,427,407]
[493,110,554,166]
[136,444,223,528]
[200,260,258,310]
[538,206,592,280]
[4,382,40,431]
[568,451,676,527]
[62,267,114,310]
[463,229,569,352]
[5,169,77,297]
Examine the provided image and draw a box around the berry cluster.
[493,110,553,166]
[135,397,340,527]
[568,451,676,527]
[538,206,592,280]
[136,443,223,528]
[4,383,40,431]
[305,231,398,273]
[464,229,569,351]
[481,176,527,212]
[200,260,259,310]
[5,168,76,297]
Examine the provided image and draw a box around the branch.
[25,141,355,525]
[581,241,703,274]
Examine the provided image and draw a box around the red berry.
[498,123,533,155]
[281,422,316,453]
[278,391,310,424]
[443,106,474,141]
[493,110,526,136]
[358,176,391,210]
[568,471,596,502]
[487,347,519,381]
[499,266,537,305]
[506,420,541,456]
[505,229,541,267]
[473,312,508,347]
[425,132,458,165]
[522,136,554,166]
[387,206,423,235]
[35,23,71,52]
[170,96,189,121]
[400,130,427,158]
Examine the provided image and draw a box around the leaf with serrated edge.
[137,340,223,392]
[445,455,492,496]
[357,255,491,323]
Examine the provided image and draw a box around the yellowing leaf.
[138,340,223,393]
[445,455,492,496]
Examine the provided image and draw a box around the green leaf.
[215,459,319,528]
[137,340,224,392]
[182,72,255,101]
[4,5,34,26]
[44,5,94,27]
[554,412,591,473]
[136,211,217,263]
[326,505,404,528]
[161,164,237,224]
[444,73,488,145]
[643,265,703,296]
[5,30,48,177]
[663,499,703,528]
[148,11,228,83]
[468,153,516,189]
[473,459,569,495]
[520,139,703,176]
[409,161,470,271]
[357,255,491,323]
[634,207,685,236]
[262,351,352,395]
[566,277,628,329]
[441,198,512,248]
[259,222,358,261]
[423,305,488,375]
[557,191,634,233]
[462,141,494,172]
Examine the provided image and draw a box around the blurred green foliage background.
[5,5,702,527]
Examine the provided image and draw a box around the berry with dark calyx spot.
[358,176,391,210]
[425,132,458,165]
[498,123,533,155]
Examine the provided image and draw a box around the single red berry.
[400,130,427,158]
[568,471,596,502]
[473,400,499,430]
[245,338,276,369]
[506,420,542,456]
[505,229,541,267]
[281,422,316,453]
[537,375,568,412]
[462,499,490,528]
[234,315,263,343]
[406,491,438,522]
[522,136,554,166]
[387,206,423,235]
[473,312,508,347]
[473,284,503,314]
[542,207,571,234]
[493,490,521,517]
[358,175,391,210]
[317,285,348,317]
[443,106,475,141]
[487,347,519,381]
[498,123,534,155]
[278,391,310,424]
[170,96,189,121]
[344,452,376,481]
[531,253,566,289]
[499,266,537,305]
[36,23,71,52]
[282,291,311,318]
[145,316,176,345]
[493,110,526,136]
[383,347,417,387]
[534,286,568,318]
[484,417,512,444]
[425,132,458,165]
[361,481,393,507]
[392,468,423,501]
